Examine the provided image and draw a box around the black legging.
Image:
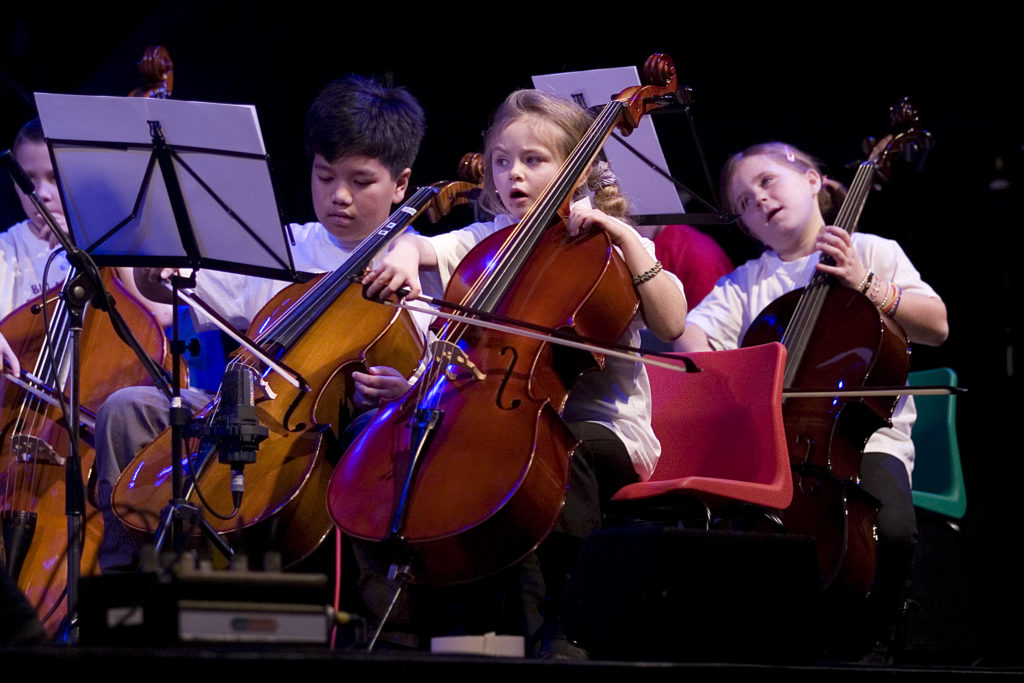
[859,451,918,644]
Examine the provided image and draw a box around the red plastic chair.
[612,342,792,515]
[566,343,814,661]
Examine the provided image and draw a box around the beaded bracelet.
[883,283,903,317]
[858,271,875,294]
[632,260,663,286]
[879,281,894,312]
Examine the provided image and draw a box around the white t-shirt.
[427,213,685,481]
[0,220,71,319]
[687,232,941,479]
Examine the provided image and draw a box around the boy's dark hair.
[304,75,425,177]
[13,118,44,155]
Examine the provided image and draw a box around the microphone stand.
[150,273,235,564]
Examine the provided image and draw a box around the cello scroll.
[129,46,174,99]
[612,54,678,135]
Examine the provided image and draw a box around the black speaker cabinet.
[563,526,822,662]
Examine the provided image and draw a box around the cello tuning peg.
[674,86,694,107]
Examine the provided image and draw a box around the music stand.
[533,66,686,221]
[533,65,728,226]
[33,92,298,631]
[36,92,298,277]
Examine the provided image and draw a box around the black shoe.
[535,634,589,660]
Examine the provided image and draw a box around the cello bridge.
[429,340,485,381]
[11,435,65,466]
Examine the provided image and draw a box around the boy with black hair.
[95,74,428,571]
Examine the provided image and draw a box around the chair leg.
[711,503,786,533]
[761,510,786,533]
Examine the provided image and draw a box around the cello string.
[413,99,634,426]
[469,101,620,313]
[781,155,890,398]
[417,104,629,442]
[171,193,435,396]
[478,103,621,311]
[422,101,632,423]
[780,160,877,376]
[1,276,72,504]
[13,270,74,505]
[395,104,628,546]
[266,185,442,350]
[445,101,623,353]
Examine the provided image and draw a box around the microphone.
[201,366,269,509]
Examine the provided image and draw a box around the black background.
[1,4,1020,660]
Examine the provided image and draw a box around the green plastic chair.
[907,368,966,519]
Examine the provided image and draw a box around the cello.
[0,47,180,634]
[742,99,933,596]
[328,55,680,586]
[112,174,480,565]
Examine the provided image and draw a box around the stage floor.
[3,645,1022,682]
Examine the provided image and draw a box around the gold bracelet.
[632,260,663,286]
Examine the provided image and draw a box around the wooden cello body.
[112,181,476,565]
[329,223,638,584]
[328,55,679,586]
[743,286,909,593]
[0,269,173,632]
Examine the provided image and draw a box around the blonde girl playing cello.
[362,89,687,655]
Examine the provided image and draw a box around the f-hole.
[495,346,521,410]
